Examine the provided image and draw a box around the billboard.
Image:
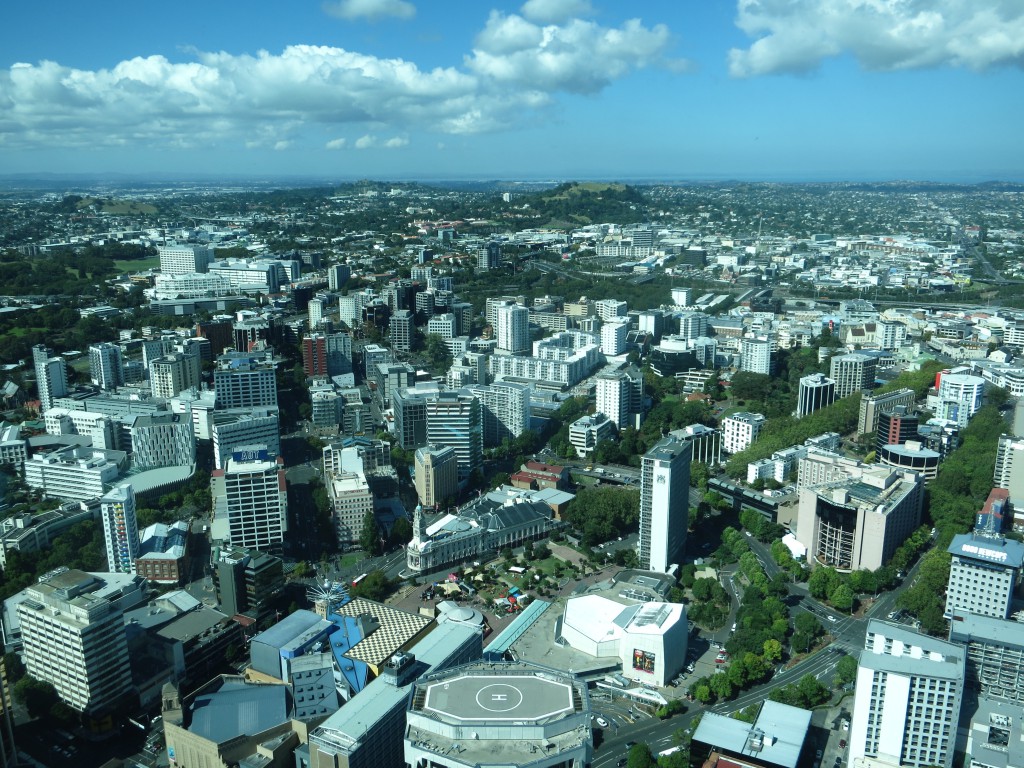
[632,648,656,673]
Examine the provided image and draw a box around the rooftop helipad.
[421,673,576,723]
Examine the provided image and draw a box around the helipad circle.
[475,683,524,712]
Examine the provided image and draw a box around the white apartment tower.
[944,532,1024,619]
[595,299,627,321]
[18,569,135,714]
[739,337,774,375]
[158,244,212,275]
[390,309,415,353]
[467,382,531,447]
[638,435,692,573]
[722,412,766,454]
[89,343,124,390]
[600,322,628,356]
[150,353,202,399]
[596,368,643,431]
[995,434,1024,504]
[211,452,288,553]
[495,303,530,355]
[101,483,140,574]
[936,373,986,426]
[797,373,836,418]
[213,359,277,409]
[32,344,68,412]
[849,621,964,768]
[677,312,709,341]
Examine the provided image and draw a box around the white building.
[671,287,693,307]
[677,312,709,341]
[830,352,877,399]
[797,373,836,418]
[18,568,142,714]
[210,452,288,554]
[101,483,139,574]
[426,312,457,340]
[561,595,687,687]
[945,532,1024,620]
[489,331,602,389]
[390,309,414,353]
[638,435,691,572]
[600,321,628,356]
[150,353,202,399]
[44,407,116,449]
[595,298,627,321]
[24,446,122,501]
[213,358,277,409]
[935,372,985,426]
[89,343,124,390]
[414,445,458,509]
[32,344,68,412]
[326,463,373,545]
[595,368,643,431]
[568,413,616,458]
[129,412,196,469]
[849,621,964,768]
[466,381,531,447]
[150,272,235,300]
[426,390,483,482]
[211,408,280,470]
[495,303,530,355]
[739,337,774,375]
[158,244,212,275]
[722,412,766,454]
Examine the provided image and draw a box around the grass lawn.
[114,257,160,272]
[339,551,366,569]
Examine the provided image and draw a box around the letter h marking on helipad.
[491,694,508,701]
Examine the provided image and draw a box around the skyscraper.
[797,373,836,418]
[600,321,628,356]
[850,621,964,768]
[477,241,501,271]
[150,352,202,399]
[466,381,531,447]
[739,337,774,375]
[638,435,692,572]
[32,344,68,412]
[830,352,877,399]
[495,303,530,355]
[101,483,140,574]
[390,309,415,353]
[211,451,288,553]
[414,445,459,509]
[88,342,124,390]
[426,390,482,482]
[595,368,643,431]
[994,434,1024,504]
[158,244,212,274]
[213,357,278,409]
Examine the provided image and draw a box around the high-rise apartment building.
[414,445,459,509]
[850,621,964,768]
[213,357,277,409]
[677,312,709,341]
[739,337,774,375]
[302,331,352,379]
[638,435,691,572]
[936,373,986,426]
[18,569,137,714]
[158,244,212,275]
[466,382,531,448]
[994,433,1024,504]
[101,483,140,574]
[211,451,288,553]
[495,303,530,355]
[945,531,1024,620]
[476,241,502,271]
[797,373,836,418]
[722,412,766,454]
[858,387,916,435]
[211,408,281,470]
[150,352,202,399]
[876,406,919,452]
[327,264,351,291]
[426,390,482,482]
[595,299,627,321]
[600,321,628,356]
[130,412,197,469]
[88,343,124,390]
[32,344,68,412]
[390,309,415,353]
[830,352,877,399]
[595,368,644,431]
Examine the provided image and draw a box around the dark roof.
[189,680,290,743]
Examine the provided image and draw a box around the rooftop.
[187,677,291,744]
[948,533,1024,569]
[693,701,812,768]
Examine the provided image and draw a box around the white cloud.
[520,0,594,25]
[274,140,292,150]
[0,10,685,152]
[467,11,681,94]
[323,0,415,21]
[729,0,1024,77]
[354,134,408,149]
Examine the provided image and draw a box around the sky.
[1,0,1023,182]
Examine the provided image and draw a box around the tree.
[626,743,656,768]
[423,333,454,374]
[350,570,394,602]
[763,638,783,663]
[834,655,858,687]
[359,510,382,556]
[390,517,413,547]
[13,676,59,718]
[830,583,854,613]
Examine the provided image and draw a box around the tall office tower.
[393,388,430,449]
[936,373,986,426]
[875,405,919,452]
[130,412,197,469]
[945,527,1024,620]
[858,387,916,435]
[101,483,140,574]
[830,352,877,399]
[390,309,415,353]
[600,322,628,356]
[88,343,124,390]
[327,264,351,291]
[485,295,526,329]
[476,241,502,271]
[212,408,280,469]
[596,368,643,430]
[739,337,774,375]
[637,310,665,342]
[18,569,135,714]
[426,313,457,340]
[232,315,272,353]
[415,290,436,318]
[426,390,482,482]
[451,301,474,336]
[149,352,202,399]
[994,434,1024,504]
[211,451,288,553]
[495,303,530,354]
[195,319,234,357]
[671,287,693,307]
[595,299,628,321]
[32,343,68,412]
[213,358,278,409]
[797,373,836,418]
[158,244,212,274]
[850,621,964,768]
[414,444,459,509]
[467,381,531,447]
[677,312,709,341]
[638,435,692,572]
[303,332,353,378]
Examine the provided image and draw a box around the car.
[887,611,897,619]
[834,757,842,768]
[626,742,637,749]
[618,760,628,767]
[839,739,847,749]
[595,716,609,727]
[827,615,837,623]
[815,749,823,759]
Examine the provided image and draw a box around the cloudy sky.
[1,0,1022,181]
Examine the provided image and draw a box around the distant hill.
[524,181,649,226]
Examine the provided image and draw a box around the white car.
[595,716,609,728]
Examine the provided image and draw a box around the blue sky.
[1,0,1022,181]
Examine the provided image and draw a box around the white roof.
[563,594,684,641]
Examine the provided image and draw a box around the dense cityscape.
[0,179,1020,768]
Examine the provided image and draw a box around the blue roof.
[327,613,368,693]
[189,680,290,743]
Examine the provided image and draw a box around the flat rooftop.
[421,673,575,724]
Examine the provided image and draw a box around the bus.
[351,573,368,587]
[658,746,683,757]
